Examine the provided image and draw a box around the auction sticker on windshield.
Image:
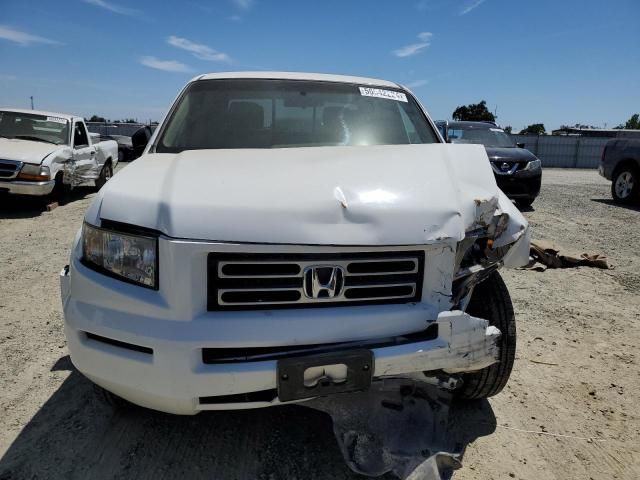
[359,87,407,103]
[47,116,68,124]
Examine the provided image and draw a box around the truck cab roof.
[0,108,81,123]
[193,71,402,89]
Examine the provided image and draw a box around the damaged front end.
[451,193,530,311]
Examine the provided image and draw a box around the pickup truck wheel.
[455,271,516,400]
[94,384,134,411]
[611,166,638,204]
[95,162,113,190]
[51,173,70,202]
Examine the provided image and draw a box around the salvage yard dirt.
[0,168,638,479]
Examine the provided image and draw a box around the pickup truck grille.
[207,251,424,310]
[0,160,22,179]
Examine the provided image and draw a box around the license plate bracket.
[277,349,373,402]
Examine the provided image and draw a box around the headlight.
[81,223,158,289]
[523,159,541,171]
[17,164,50,181]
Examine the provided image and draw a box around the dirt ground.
[0,168,638,479]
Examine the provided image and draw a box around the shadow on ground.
[0,188,94,220]
[591,198,640,212]
[516,204,535,213]
[0,358,496,480]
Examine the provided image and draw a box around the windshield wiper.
[14,135,57,145]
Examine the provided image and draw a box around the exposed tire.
[611,165,638,204]
[94,384,134,411]
[456,271,516,400]
[50,172,70,202]
[95,161,113,191]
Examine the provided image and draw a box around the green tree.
[503,126,512,134]
[623,113,640,129]
[452,100,495,122]
[88,115,106,122]
[519,123,546,135]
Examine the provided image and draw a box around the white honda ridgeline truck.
[0,109,117,197]
[60,72,530,414]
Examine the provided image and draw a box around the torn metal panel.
[63,157,102,186]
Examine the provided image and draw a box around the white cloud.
[0,25,61,46]
[229,15,242,21]
[140,56,192,73]
[392,32,433,58]
[82,0,138,16]
[460,0,486,15]
[167,35,231,62]
[231,0,253,9]
[393,43,429,57]
[406,79,429,88]
[0,73,17,81]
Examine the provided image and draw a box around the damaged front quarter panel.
[452,191,530,310]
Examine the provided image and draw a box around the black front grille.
[490,160,527,175]
[199,389,278,405]
[202,323,438,363]
[0,160,22,179]
[207,251,425,311]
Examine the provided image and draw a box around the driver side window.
[73,122,89,147]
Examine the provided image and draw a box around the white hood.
[0,138,64,164]
[91,144,526,246]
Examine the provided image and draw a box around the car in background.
[94,134,135,161]
[0,109,118,197]
[443,121,542,208]
[599,138,640,204]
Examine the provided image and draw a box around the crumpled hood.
[485,146,537,163]
[0,138,63,164]
[91,143,525,246]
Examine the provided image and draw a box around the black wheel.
[50,172,70,202]
[515,197,534,209]
[95,162,113,190]
[94,384,134,411]
[456,271,516,400]
[611,166,638,204]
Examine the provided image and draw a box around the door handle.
[90,150,96,156]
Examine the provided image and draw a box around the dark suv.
[441,121,542,208]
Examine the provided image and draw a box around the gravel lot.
[0,168,638,479]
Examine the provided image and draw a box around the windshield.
[0,111,69,145]
[156,79,438,152]
[448,126,515,148]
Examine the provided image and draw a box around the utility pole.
[30,96,34,110]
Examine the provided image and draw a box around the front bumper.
[0,179,55,196]
[494,171,542,200]
[60,262,501,415]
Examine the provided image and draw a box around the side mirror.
[434,120,449,143]
[131,126,153,158]
[516,142,525,148]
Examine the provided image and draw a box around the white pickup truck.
[60,72,530,415]
[0,108,118,197]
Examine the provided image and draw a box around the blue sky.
[1,0,638,131]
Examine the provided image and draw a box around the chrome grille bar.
[208,251,424,310]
